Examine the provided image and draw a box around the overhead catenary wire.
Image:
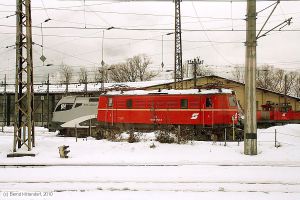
[1,24,300,31]
[40,0,50,19]
[0,1,299,80]
[191,2,234,65]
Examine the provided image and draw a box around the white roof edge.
[105,88,233,95]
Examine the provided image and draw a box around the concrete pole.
[244,0,257,155]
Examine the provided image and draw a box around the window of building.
[180,99,188,109]
[126,99,133,108]
[206,97,212,108]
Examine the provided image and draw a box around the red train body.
[97,89,239,129]
[257,102,300,125]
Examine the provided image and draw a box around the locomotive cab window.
[126,99,133,108]
[206,97,212,108]
[229,96,237,107]
[180,99,188,109]
[108,98,113,107]
[55,103,73,112]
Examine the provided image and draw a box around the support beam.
[174,0,183,89]
[244,0,257,155]
[13,0,35,152]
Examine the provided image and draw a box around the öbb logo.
[191,113,199,119]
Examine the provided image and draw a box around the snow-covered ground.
[0,124,300,199]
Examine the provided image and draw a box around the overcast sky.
[0,0,299,83]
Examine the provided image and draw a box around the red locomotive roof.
[104,88,234,96]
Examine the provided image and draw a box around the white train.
[49,96,99,132]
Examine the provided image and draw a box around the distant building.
[144,75,300,112]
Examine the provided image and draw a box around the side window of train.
[180,99,188,109]
[55,103,73,111]
[229,96,237,107]
[206,97,212,108]
[108,98,113,107]
[89,98,98,102]
[74,103,82,108]
[126,99,133,108]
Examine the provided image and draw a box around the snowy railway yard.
[0,124,300,200]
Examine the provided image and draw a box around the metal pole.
[47,74,50,128]
[161,35,164,70]
[41,23,44,66]
[193,61,197,89]
[84,75,88,96]
[89,117,92,137]
[244,0,257,155]
[232,116,235,141]
[3,75,6,128]
[14,0,23,151]
[75,125,78,142]
[275,129,277,148]
[66,73,69,95]
[224,128,227,146]
[174,0,183,89]
[188,58,203,89]
[26,0,34,149]
[284,74,287,107]
[41,96,44,127]
[101,30,105,91]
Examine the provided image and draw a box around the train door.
[106,97,114,125]
[204,95,214,127]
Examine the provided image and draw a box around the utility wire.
[40,0,50,19]
[1,24,299,31]
[191,2,234,65]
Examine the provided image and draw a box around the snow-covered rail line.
[1,181,300,194]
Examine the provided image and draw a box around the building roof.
[144,75,300,101]
[0,75,299,101]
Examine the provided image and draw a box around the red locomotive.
[97,88,239,139]
[257,101,300,125]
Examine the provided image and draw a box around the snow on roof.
[0,79,174,94]
[105,88,233,95]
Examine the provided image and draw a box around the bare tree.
[93,65,110,83]
[283,71,297,95]
[109,62,132,82]
[293,73,300,97]
[128,55,156,81]
[256,65,296,95]
[196,65,213,77]
[183,61,213,79]
[256,65,274,90]
[59,63,73,84]
[109,54,157,82]
[231,65,245,83]
[59,63,73,94]
[231,64,297,96]
[78,67,88,83]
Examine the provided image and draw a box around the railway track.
[1,162,300,168]
[0,165,299,199]
[1,180,300,194]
